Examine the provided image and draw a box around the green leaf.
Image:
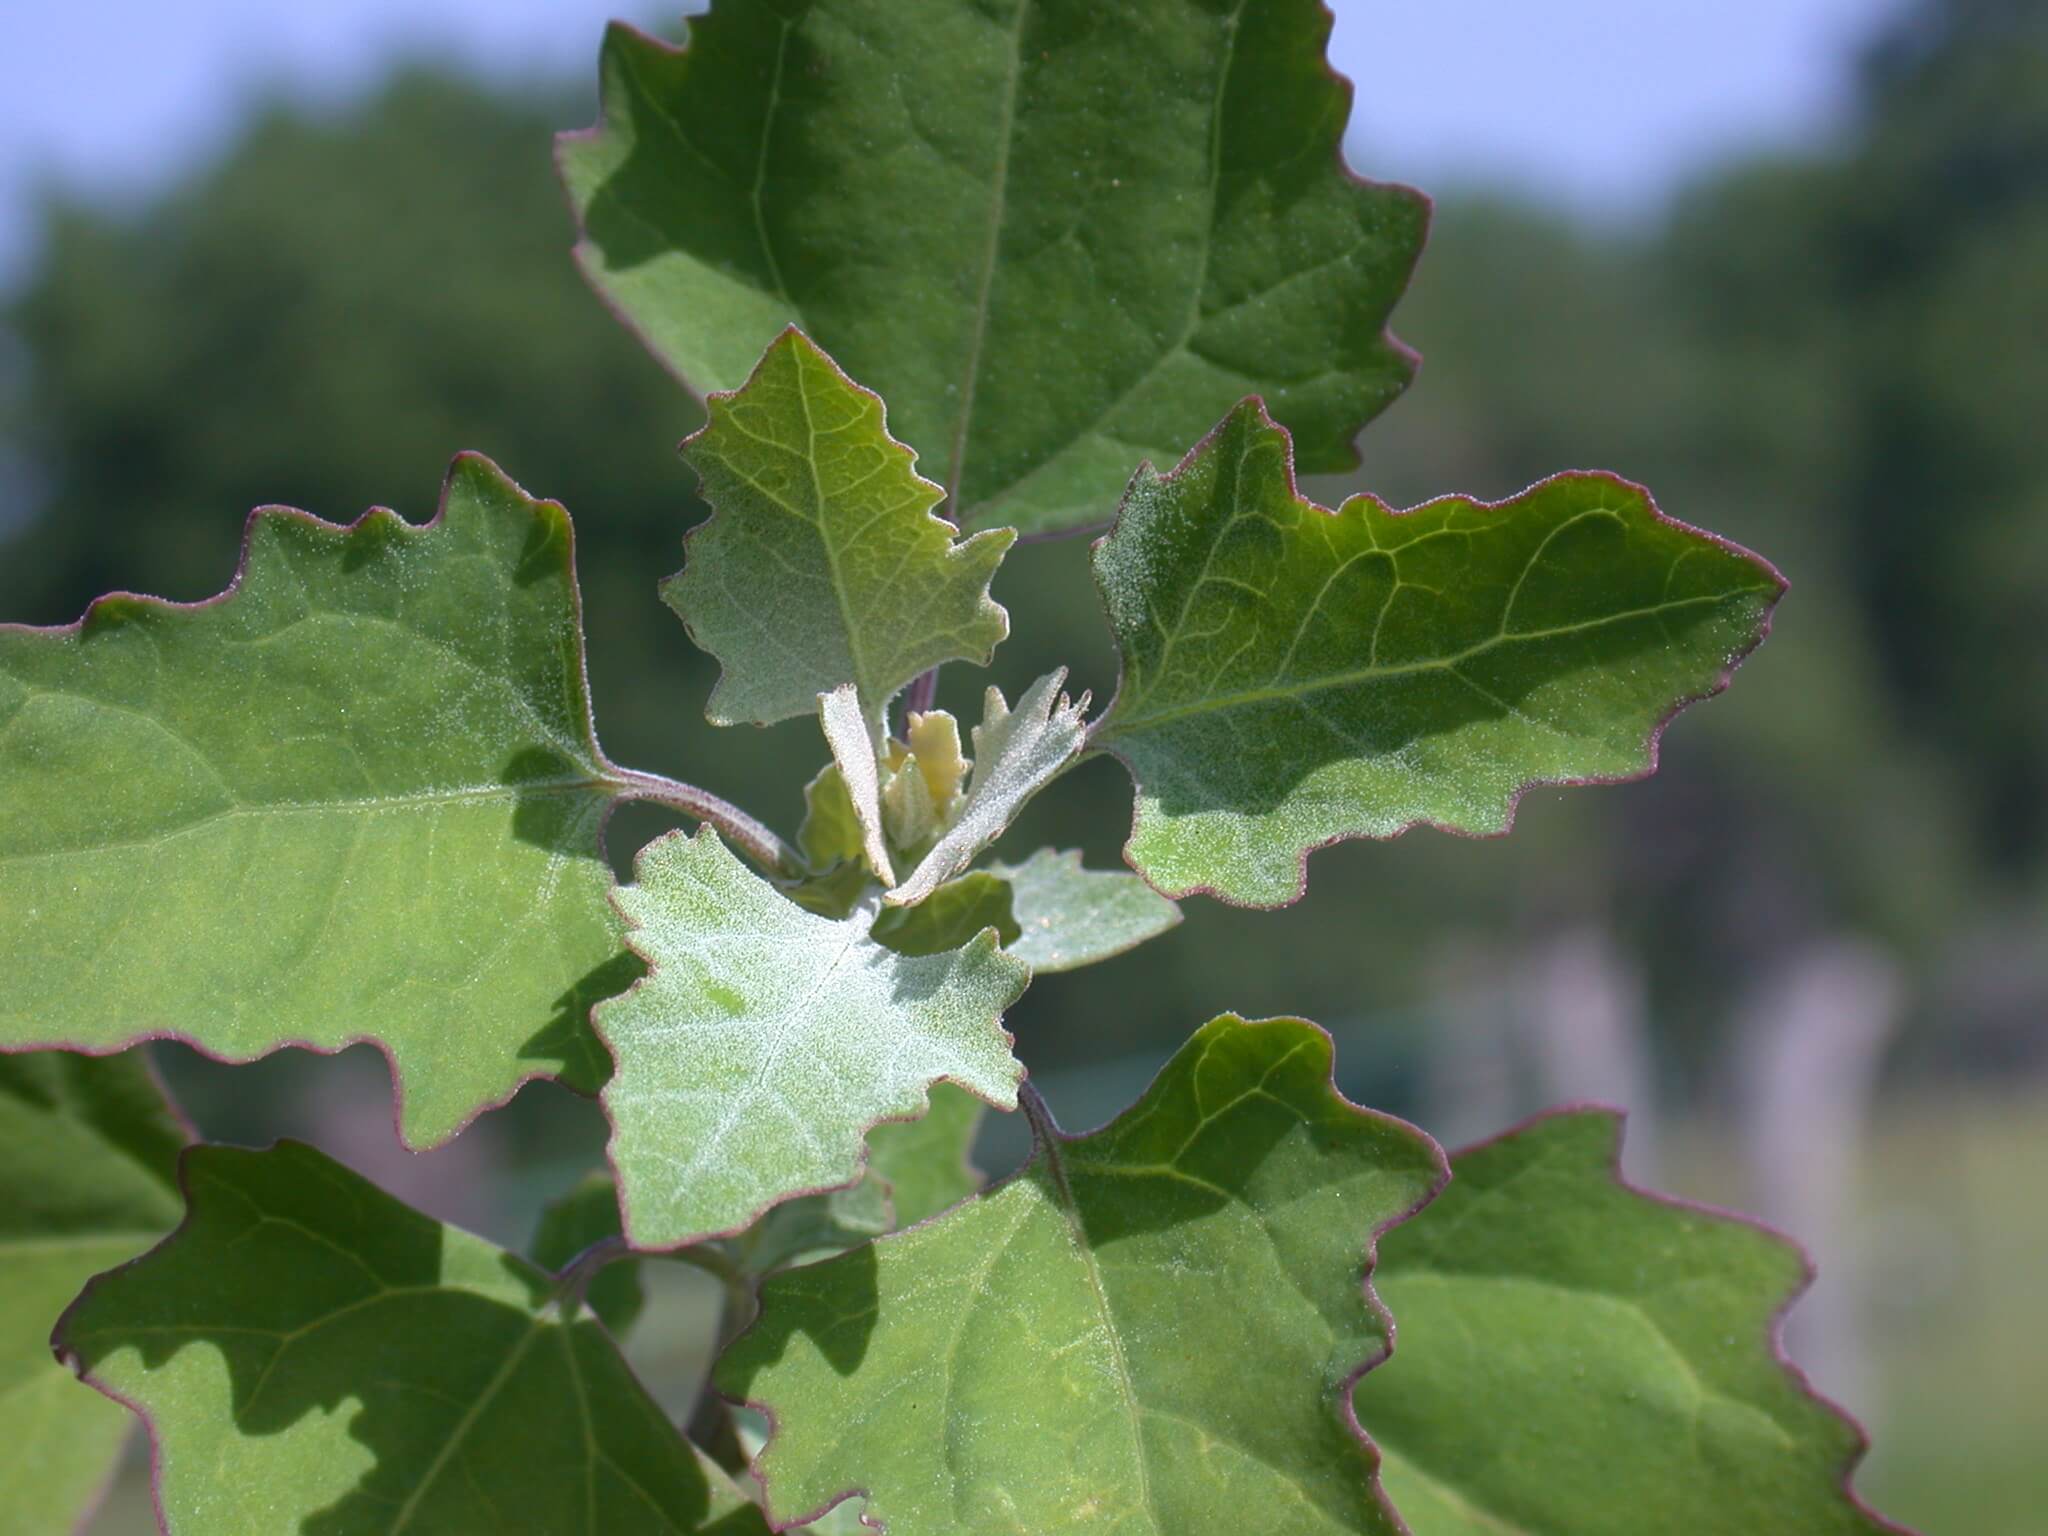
[991,847,1183,973]
[795,760,862,873]
[596,827,1030,1249]
[531,1172,646,1338]
[871,871,1020,957]
[55,1140,768,1535]
[719,1014,1447,1534]
[0,1051,186,1535]
[1092,403,1786,906]
[664,329,1013,726]
[1353,1110,1907,1535]
[560,0,1425,536]
[0,454,638,1145]
[887,670,1090,907]
[864,1081,987,1229]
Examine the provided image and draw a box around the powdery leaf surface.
[0,1051,186,1535]
[887,671,1088,907]
[665,330,1011,726]
[55,1141,768,1535]
[595,827,1029,1250]
[719,1014,1447,1534]
[560,0,1425,536]
[1353,1110,1914,1536]
[1091,403,1785,906]
[990,847,1183,973]
[0,455,635,1146]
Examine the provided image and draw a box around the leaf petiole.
[607,768,795,873]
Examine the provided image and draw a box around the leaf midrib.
[1029,1135,1160,1533]
[1105,589,1759,739]
[1,778,615,866]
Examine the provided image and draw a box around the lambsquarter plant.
[0,3,1914,1532]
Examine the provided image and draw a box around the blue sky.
[0,0,1906,282]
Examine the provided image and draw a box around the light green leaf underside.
[0,454,632,1145]
[57,1141,767,1535]
[865,1080,987,1228]
[1092,403,1785,906]
[1353,1111,1905,1536]
[991,848,1183,973]
[596,828,1029,1250]
[816,684,896,883]
[887,671,1088,907]
[560,0,1425,536]
[871,872,1020,957]
[0,1051,185,1536]
[719,1014,1447,1535]
[664,329,1011,726]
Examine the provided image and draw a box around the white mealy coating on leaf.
[596,826,1030,1249]
[887,670,1089,908]
[817,683,896,887]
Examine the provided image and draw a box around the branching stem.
[550,1234,631,1317]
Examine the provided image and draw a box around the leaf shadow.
[61,1143,745,1533]
[727,1239,881,1382]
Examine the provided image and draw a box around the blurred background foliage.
[2,0,2042,1530]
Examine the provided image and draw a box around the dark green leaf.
[0,1051,186,1535]
[56,1141,767,1534]
[560,0,1425,535]
[1092,403,1785,905]
[871,872,1019,957]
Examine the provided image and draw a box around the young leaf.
[665,329,1012,726]
[560,0,1425,535]
[56,1141,767,1535]
[0,455,638,1146]
[0,1051,186,1535]
[1092,403,1786,906]
[886,670,1089,907]
[595,827,1029,1249]
[531,1172,646,1338]
[870,871,1020,957]
[718,1014,1448,1534]
[1352,1110,1912,1536]
[990,847,1183,973]
[817,684,896,886]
